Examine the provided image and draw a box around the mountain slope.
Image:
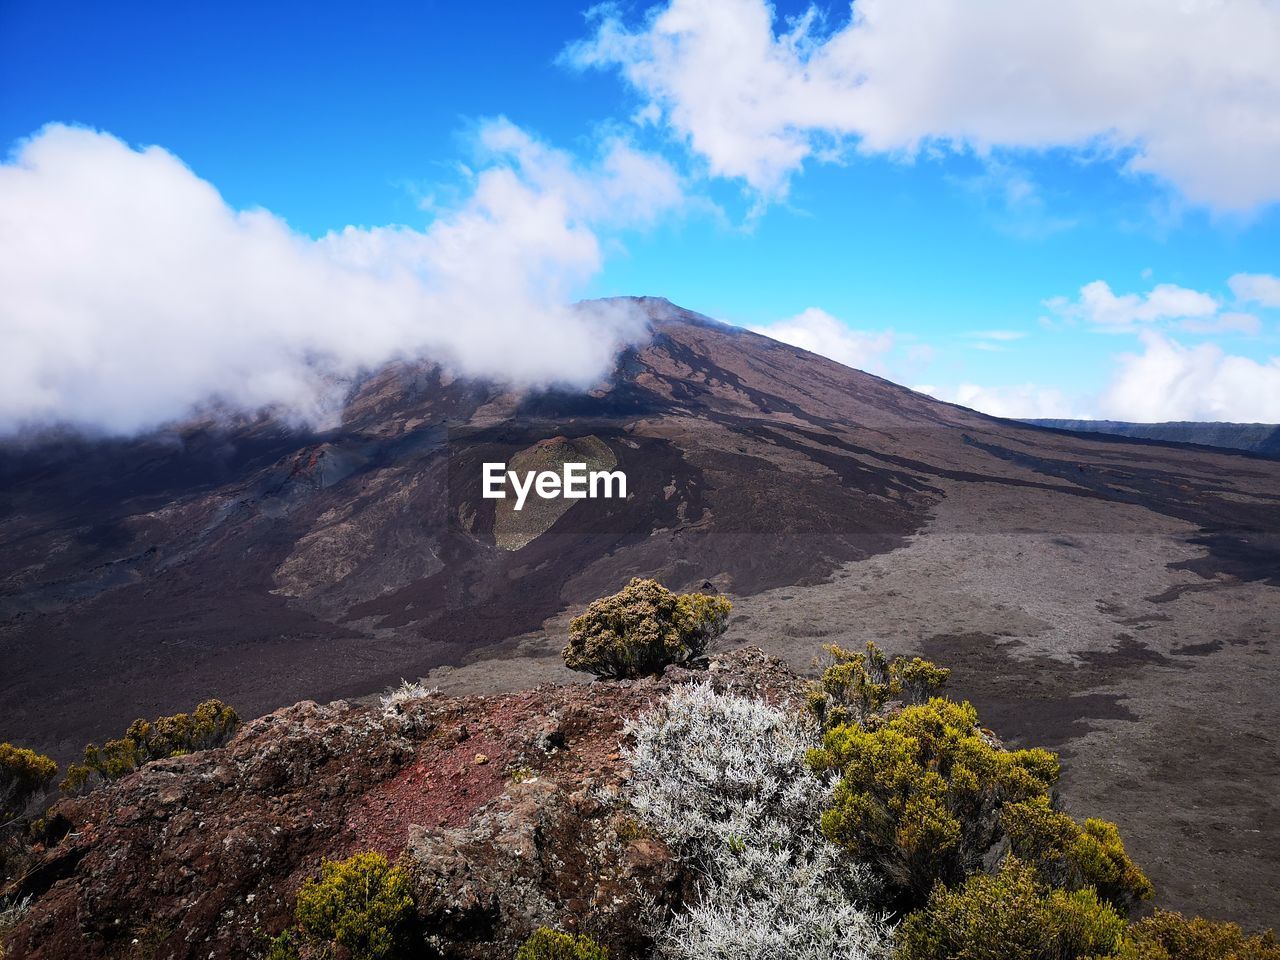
[2,297,1277,758]
[2,297,1279,927]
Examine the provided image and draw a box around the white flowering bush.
[665,864,889,960]
[0,895,31,953]
[625,683,890,960]
[379,679,437,715]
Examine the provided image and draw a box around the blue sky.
[3,0,1280,428]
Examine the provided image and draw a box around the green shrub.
[262,929,301,960]
[0,744,57,820]
[562,578,732,679]
[807,642,950,730]
[61,699,239,792]
[517,927,610,960]
[1003,794,1152,911]
[808,697,1059,905]
[896,857,1128,960]
[1114,910,1280,960]
[294,852,415,960]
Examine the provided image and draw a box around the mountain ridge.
[1025,418,1280,459]
[2,297,1277,759]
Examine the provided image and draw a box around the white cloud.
[917,269,1280,422]
[965,329,1027,352]
[1098,332,1280,422]
[1048,280,1219,328]
[567,0,1280,210]
[918,330,1280,422]
[914,382,1087,419]
[749,307,894,371]
[969,330,1026,342]
[1229,272,1280,308]
[0,122,685,435]
[1179,312,1261,336]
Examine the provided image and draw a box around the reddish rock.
[3,649,805,960]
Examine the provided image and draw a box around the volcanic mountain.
[2,297,1278,925]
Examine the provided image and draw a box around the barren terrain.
[2,297,1277,927]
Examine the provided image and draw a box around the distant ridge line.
[1024,418,1280,459]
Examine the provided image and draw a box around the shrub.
[262,929,301,960]
[295,852,415,960]
[379,679,437,715]
[0,896,32,958]
[61,699,239,792]
[563,578,732,679]
[517,927,610,960]
[896,857,1128,960]
[627,682,832,860]
[0,744,57,821]
[1115,910,1280,960]
[807,643,950,730]
[1002,795,1152,912]
[808,697,1059,906]
[662,861,890,960]
[626,683,889,960]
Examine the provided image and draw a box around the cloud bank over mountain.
[4,1,1279,435]
[1099,332,1280,423]
[749,307,895,372]
[568,0,1280,210]
[0,122,683,435]
[918,330,1280,424]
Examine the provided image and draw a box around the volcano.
[2,297,1278,925]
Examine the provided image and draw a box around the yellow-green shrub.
[61,699,239,792]
[294,852,415,960]
[808,697,1059,904]
[1003,795,1152,911]
[1114,910,1280,960]
[807,642,950,730]
[562,578,731,679]
[0,744,57,819]
[262,930,301,960]
[896,857,1128,960]
[517,927,610,960]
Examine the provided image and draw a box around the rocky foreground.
[3,649,802,960]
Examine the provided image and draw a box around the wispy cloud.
[1229,273,1280,308]
[969,330,1027,342]
[1178,312,1261,336]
